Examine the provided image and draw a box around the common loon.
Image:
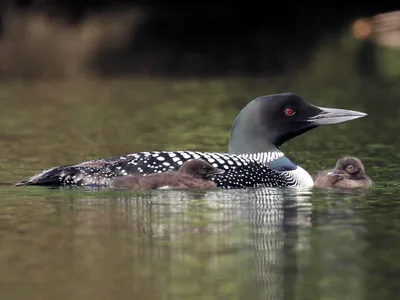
[313,157,372,188]
[16,93,367,189]
[110,159,224,190]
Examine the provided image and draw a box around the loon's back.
[16,151,303,189]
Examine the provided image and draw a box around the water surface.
[0,77,399,300]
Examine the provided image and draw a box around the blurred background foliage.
[0,1,399,79]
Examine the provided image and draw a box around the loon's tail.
[15,166,75,186]
[15,159,128,187]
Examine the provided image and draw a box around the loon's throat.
[228,123,279,154]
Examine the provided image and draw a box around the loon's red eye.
[284,108,296,116]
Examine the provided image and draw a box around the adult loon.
[313,157,372,188]
[16,93,367,189]
[110,159,224,190]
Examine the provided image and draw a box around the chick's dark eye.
[347,165,354,172]
[284,108,296,116]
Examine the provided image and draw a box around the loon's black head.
[179,159,225,179]
[228,93,367,154]
[329,157,367,180]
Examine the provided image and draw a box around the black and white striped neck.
[239,151,284,164]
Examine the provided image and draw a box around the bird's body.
[17,151,298,189]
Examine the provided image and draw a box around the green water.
[1,74,400,300]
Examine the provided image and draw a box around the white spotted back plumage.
[18,150,313,188]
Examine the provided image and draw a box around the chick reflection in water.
[110,159,224,190]
[313,157,372,188]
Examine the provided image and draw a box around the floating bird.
[313,157,372,188]
[16,93,367,189]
